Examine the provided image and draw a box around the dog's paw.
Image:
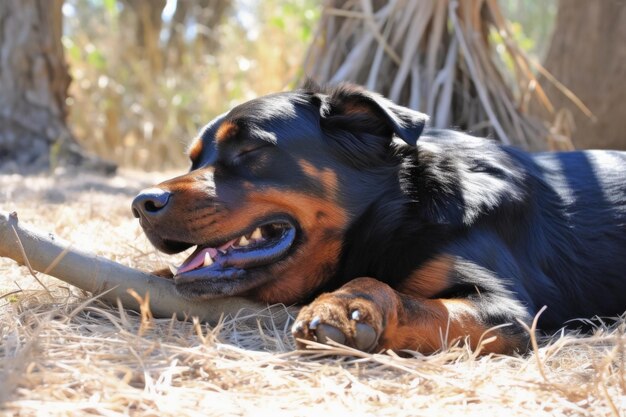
[291,290,384,352]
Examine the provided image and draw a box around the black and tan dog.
[132,84,626,355]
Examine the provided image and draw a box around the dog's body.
[132,84,626,354]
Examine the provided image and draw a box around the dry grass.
[304,0,585,151]
[1,171,625,416]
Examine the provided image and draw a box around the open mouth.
[170,218,297,294]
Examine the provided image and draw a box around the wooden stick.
[0,211,296,327]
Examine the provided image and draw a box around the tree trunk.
[0,0,114,172]
[0,0,67,167]
[539,0,626,150]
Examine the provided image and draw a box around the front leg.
[292,277,528,355]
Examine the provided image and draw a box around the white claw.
[309,317,321,330]
[168,264,179,276]
[203,252,214,266]
[251,227,263,240]
[239,236,250,246]
[351,310,361,321]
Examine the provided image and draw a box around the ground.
[0,169,624,416]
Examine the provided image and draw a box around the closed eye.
[232,144,273,165]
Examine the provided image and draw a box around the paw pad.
[291,307,379,352]
[354,322,377,351]
[315,323,346,345]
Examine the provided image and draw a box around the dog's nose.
[132,188,171,218]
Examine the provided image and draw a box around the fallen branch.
[0,211,296,327]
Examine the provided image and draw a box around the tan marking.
[158,169,208,194]
[215,121,239,143]
[240,189,347,303]
[298,159,339,196]
[147,169,348,305]
[382,298,516,355]
[246,189,346,231]
[298,277,520,353]
[187,137,203,162]
[342,103,374,116]
[398,255,455,298]
[320,278,520,355]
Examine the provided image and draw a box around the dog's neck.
[331,151,460,290]
[333,138,533,290]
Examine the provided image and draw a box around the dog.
[132,83,626,355]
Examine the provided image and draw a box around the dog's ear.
[321,84,428,146]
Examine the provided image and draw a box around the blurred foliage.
[498,0,558,59]
[62,0,553,169]
[62,0,319,170]
[489,0,557,99]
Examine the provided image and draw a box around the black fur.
[137,83,626,339]
[335,125,626,331]
[310,85,626,331]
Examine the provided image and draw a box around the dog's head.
[132,84,428,303]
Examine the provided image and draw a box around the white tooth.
[239,236,250,246]
[203,252,214,266]
[168,264,179,275]
[251,228,262,240]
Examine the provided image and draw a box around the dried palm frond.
[304,0,575,150]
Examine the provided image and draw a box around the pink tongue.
[177,247,219,275]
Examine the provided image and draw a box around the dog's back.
[520,149,626,326]
[409,131,626,328]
